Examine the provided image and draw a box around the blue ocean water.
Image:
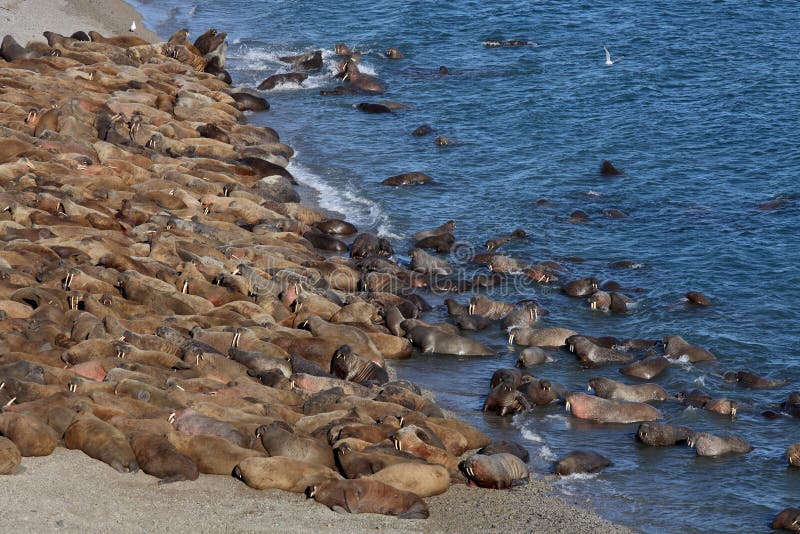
[131,1,800,531]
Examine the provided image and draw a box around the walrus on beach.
[63,412,139,473]
[0,436,21,474]
[233,456,341,492]
[459,453,529,489]
[362,462,450,497]
[129,432,199,483]
[256,421,336,469]
[307,479,429,519]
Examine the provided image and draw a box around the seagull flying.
[603,45,623,66]
[129,20,137,32]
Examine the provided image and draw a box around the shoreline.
[0,1,634,533]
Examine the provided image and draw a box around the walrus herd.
[0,24,796,530]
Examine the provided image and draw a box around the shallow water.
[132,1,800,531]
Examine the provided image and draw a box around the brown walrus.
[0,412,59,456]
[687,432,752,456]
[588,378,668,403]
[772,508,800,531]
[787,444,800,467]
[63,412,139,473]
[636,423,693,447]
[307,479,429,519]
[619,355,670,380]
[459,453,529,489]
[129,432,199,483]
[256,421,335,469]
[663,335,716,362]
[723,370,789,389]
[0,436,21,474]
[554,451,611,476]
[362,462,450,497]
[166,432,264,475]
[233,456,341,492]
[565,393,661,424]
[566,335,633,367]
[330,344,388,385]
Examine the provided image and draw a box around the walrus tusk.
[181,280,189,294]
[0,382,4,391]
[731,406,737,418]
[468,303,475,315]
[590,301,597,309]
[68,383,77,392]
[508,333,515,345]
[231,330,241,348]
[587,385,593,392]
[175,384,185,391]
[565,401,571,412]
[393,439,401,451]
[168,412,176,424]
[4,397,17,408]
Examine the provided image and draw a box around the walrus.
[312,219,358,236]
[705,398,738,418]
[356,102,393,114]
[519,379,566,406]
[676,389,712,408]
[392,425,458,469]
[257,421,335,469]
[410,248,452,275]
[600,160,623,175]
[64,412,139,473]
[406,325,495,356]
[477,440,530,462]
[687,432,752,456]
[1,35,36,61]
[307,479,429,519]
[500,301,546,330]
[386,47,404,59]
[233,456,341,492]
[0,412,59,456]
[516,347,551,368]
[554,451,611,476]
[723,370,789,389]
[381,172,432,186]
[620,355,670,380]
[663,335,716,362]
[459,453,529,489]
[129,432,199,483]
[350,232,393,258]
[636,423,693,447]
[508,326,577,347]
[566,335,633,367]
[330,344,388,385]
[167,432,264,475]
[685,291,711,306]
[786,444,800,467]
[562,277,598,297]
[0,436,21,474]
[257,72,308,90]
[303,230,348,252]
[588,378,668,403]
[565,393,661,424]
[772,508,800,531]
[482,383,531,416]
[228,91,270,112]
[363,462,450,497]
[783,392,800,418]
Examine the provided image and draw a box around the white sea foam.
[537,445,557,461]
[520,427,544,444]
[287,161,399,239]
[694,375,706,386]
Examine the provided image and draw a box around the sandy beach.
[0,1,635,533]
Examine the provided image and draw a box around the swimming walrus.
[554,451,611,476]
[565,393,661,424]
[636,423,694,447]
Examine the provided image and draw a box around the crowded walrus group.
[0,27,537,520]
[0,26,798,529]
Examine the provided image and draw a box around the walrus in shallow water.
[554,451,611,476]
[787,444,800,467]
[459,453,529,489]
[687,432,752,456]
[307,479,429,519]
[663,335,716,362]
[381,172,432,186]
[406,325,495,356]
[723,370,789,389]
[478,440,530,462]
[566,335,633,367]
[588,377,668,403]
[620,355,670,380]
[566,393,661,424]
[636,423,693,447]
[257,72,308,90]
[772,508,800,531]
